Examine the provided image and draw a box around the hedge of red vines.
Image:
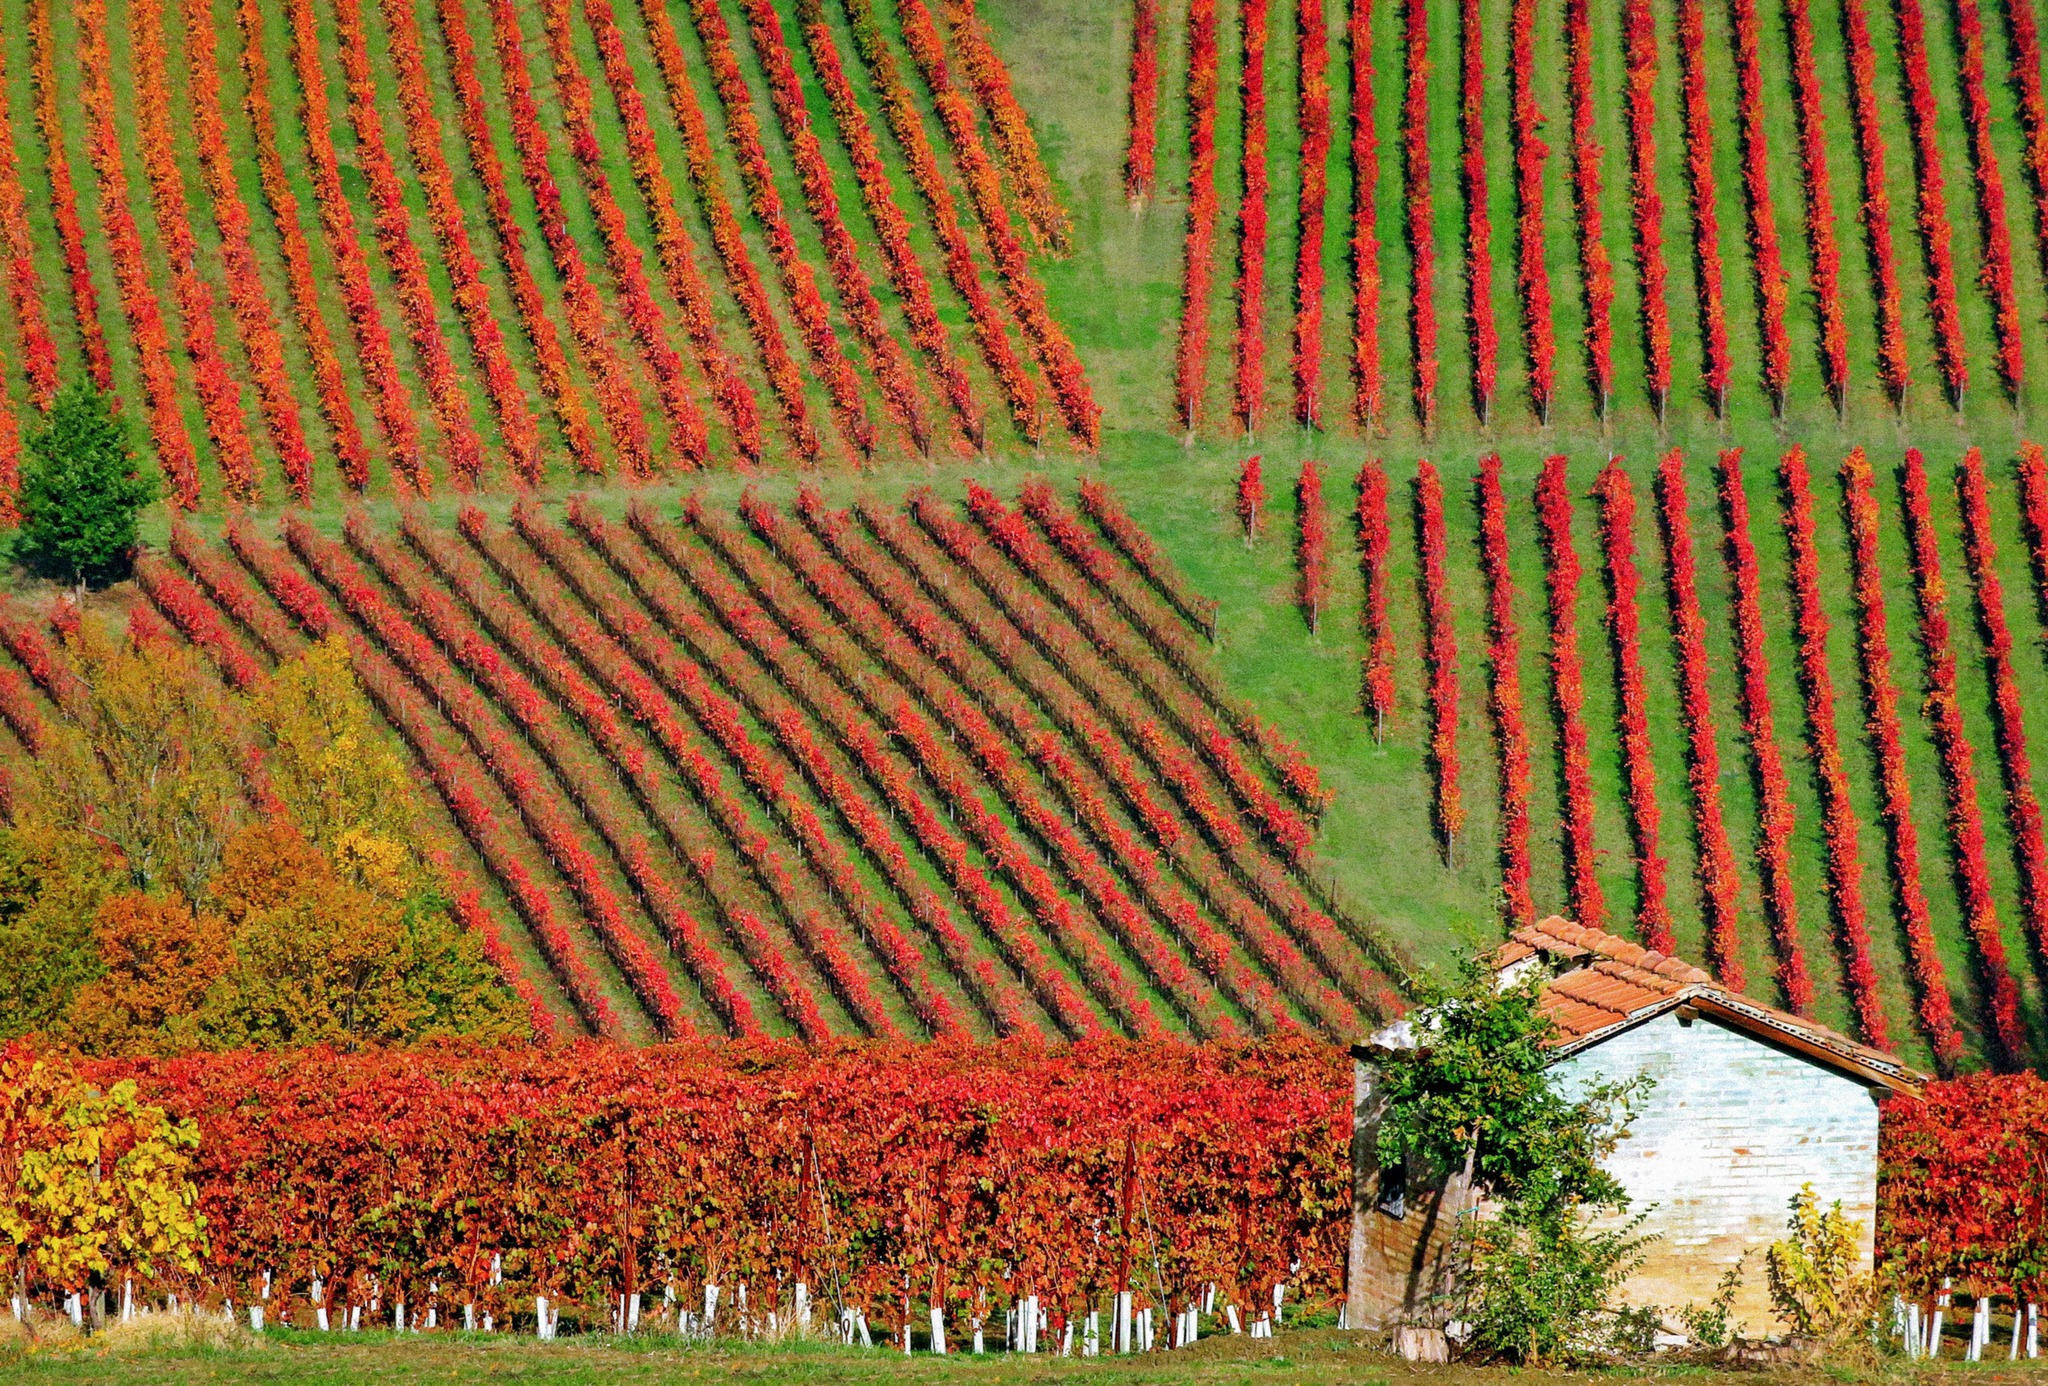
[1357,462,1396,739]
[1950,0,2025,398]
[1893,0,1968,404]
[1453,0,1495,425]
[1840,0,1910,403]
[1781,0,1847,409]
[628,0,818,462]
[1349,0,1384,428]
[1507,0,1553,421]
[1592,462,1671,951]
[282,0,428,493]
[86,1041,1349,1329]
[178,0,315,501]
[218,521,622,1040]
[1779,448,1884,1045]
[1535,455,1604,927]
[1716,451,1811,1013]
[538,0,719,472]
[1296,462,1328,634]
[893,0,1099,448]
[1415,460,1460,856]
[374,0,546,485]
[28,0,111,392]
[429,0,610,478]
[2007,0,2048,285]
[1477,456,1533,926]
[1620,0,1670,417]
[1563,0,1612,415]
[231,0,371,492]
[1177,0,1220,432]
[1125,0,1161,202]
[1294,0,1331,429]
[1234,0,1271,434]
[1954,448,2048,979]
[1899,449,2026,1065]
[788,0,982,450]
[0,40,56,409]
[1838,450,1957,1066]
[943,0,1074,256]
[330,0,492,489]
[74,0,200,509]
[1401,0,1437,431]
[1673,0,1728,412]
[829,0,1039,447]
[1654,452,1744,987]
[1728,0,1790,410]
[685,0,880,458]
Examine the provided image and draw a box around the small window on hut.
[1376,1152,1407,1220]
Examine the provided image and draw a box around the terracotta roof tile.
[1543,996,1627,1039]
[1496,916,1921,1092]
[1549,972,1645,1012]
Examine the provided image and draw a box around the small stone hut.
[1347,916,1925,1334]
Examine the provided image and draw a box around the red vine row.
[1477,455,1533,926]
[1779,447,1883,1044]
[1839,449,1959,1066]
[1654,452,1744,986]
[1592,461,1671,950]
[1900,448,2025,1064]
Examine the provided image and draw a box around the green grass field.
[3,1327,2045,1384]
[4,0,2048,1066]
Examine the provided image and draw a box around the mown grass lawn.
[4,1328,2047,1386]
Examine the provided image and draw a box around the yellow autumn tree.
[13,618,520,1054]
[64,895,231,1056]
[249,636,422,899]
[0,824,123,1041]
[23,626,247,903]
[193,820,519,1049]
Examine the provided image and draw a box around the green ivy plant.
[1371,955,1654,1364]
